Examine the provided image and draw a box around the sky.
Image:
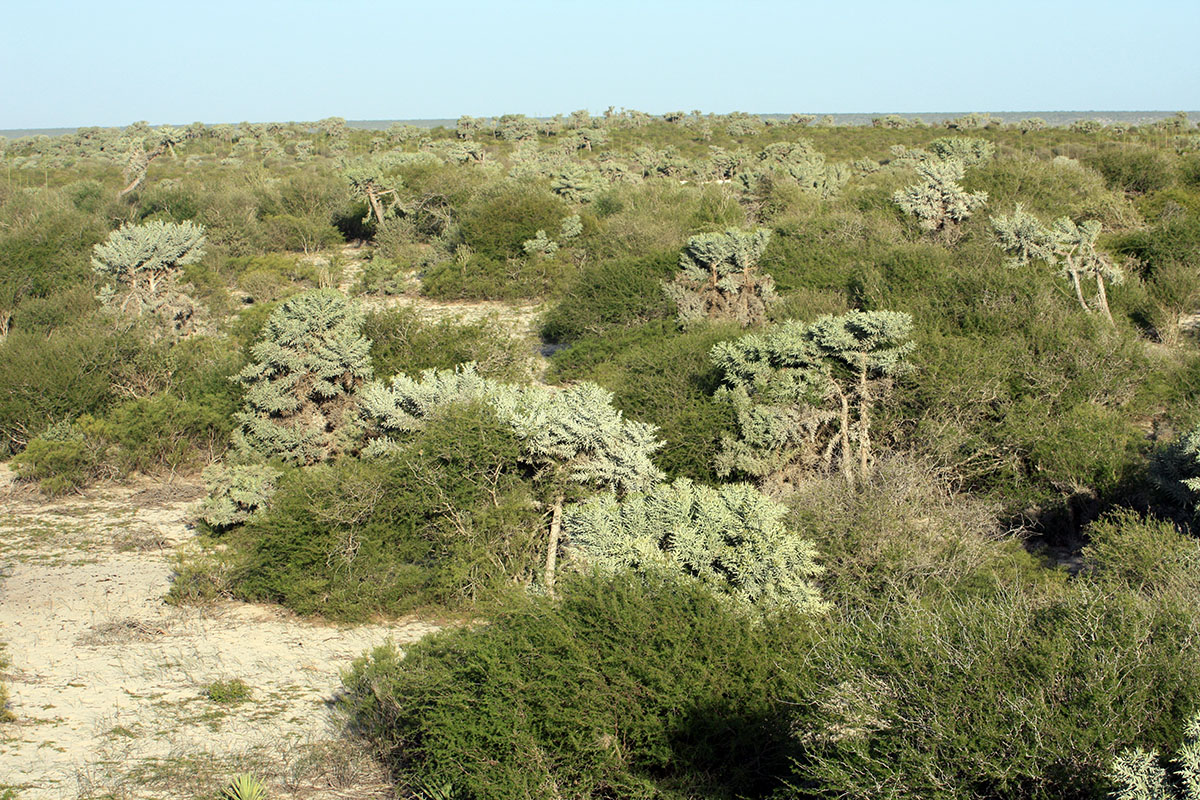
[1,0,1198,129]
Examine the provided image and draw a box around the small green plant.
[221,773,267,800]
[204,678,252,704]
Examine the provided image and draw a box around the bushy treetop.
[566,477,827,613]
[91,220,206,288]
[360,363,664,494]
[233,289,373,465]
[892,159,988,233]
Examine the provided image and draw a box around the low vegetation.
[4,109,1200,798]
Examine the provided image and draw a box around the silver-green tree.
[893,159,988,236]
[565,478,827,614]
[739,140,849,197]
[806,311,915,480]
[92,220,206,317]
[198,463,282,529]
[343,156,401,226]
[358,364,663,590]
[711,311,914,487]
[665,228,776,328]
[118,125,183,197]
[710,321,845,486]
[927,136,995,167]
[991,205,1123,323]
[233,290,373,466]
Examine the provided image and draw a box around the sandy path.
[0,471,435,799]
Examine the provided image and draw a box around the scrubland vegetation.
[4,109,1200,798]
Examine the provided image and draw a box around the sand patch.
[0,473,435,798]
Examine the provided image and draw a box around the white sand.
[0,468,436,798]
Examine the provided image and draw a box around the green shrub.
[788,580,1200,800]
[363,306,534,383]
[12,421,106,496]
[354,257,409,296]
[456,182,568,261]
[0,319,139,454]
[420,249,577,301]
[224,403,542,619]
[549,321,738,483]
[540,251,676,343]
[84,393,232,475]
[1086,145,1175,194]
[341,571,810,800]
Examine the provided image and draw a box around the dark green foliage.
[12,421,105,496]
[341,571,809,800]
[540,251,677,343]
[456,182,568,261]
[0,190,109,331]
[420,248,578,301]
[0,319,140,454]
[224,403,542,619]
[1086,145,1176,194]
[549,321,738,482]
[787,578,1200,800]
[363,307,532,383]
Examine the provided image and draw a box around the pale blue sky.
[1,0,1197,128]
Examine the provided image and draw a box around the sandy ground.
[0,467,437,799]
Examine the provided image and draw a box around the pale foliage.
[359,363,664,494]
[991,205,1124,320]
[565,478,827,613]
[91,220,207,334]
[198,464,281,529]
[1109,712,1200,800]
[92,220,206,311]
[233,290,373,465]
[739,140,849,197]
[892,159,988,233]
[710,311,914,486]
[665,228,776,327]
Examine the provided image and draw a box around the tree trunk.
[1094,274,1114,325]
[366,187,386,226]
[544,494,564,594]
[832,383,854,486]
[857,359,872,482]
[118,170,146,198]
[1064,254,1089,313]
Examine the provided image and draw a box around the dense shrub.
[549,321,738,483]
[363,306,534,383]
[787,577,1200,800]
[455,181,568,261]
[222,403,542,618]
[0,319,140,454]
[541,251,676,343]
[420,248,578,301]
[1086,145,1176,194]
[341,571,811,800]
[12,421,107,495]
